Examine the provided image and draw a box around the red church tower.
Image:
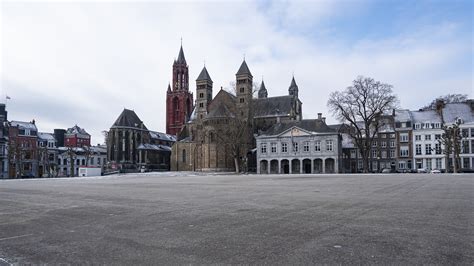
[166,44,194,136]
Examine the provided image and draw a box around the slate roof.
[394,109,412,122]
[176,45,186,64]
[253,95,295,118]
[236,60,252,76]
[112,109,148,129]
[411,109,442,123]
[261,119,336,136]
[196,66,212,82]
[66,125,89,135]
[137,143,172,152]
[10,121,37,131]
[442,102,474,124]
[38,132,56,141]
[149,131,176,142]
[206,103,235,119]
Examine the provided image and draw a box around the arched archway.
[260,160,268,174]
[281,159,289,174]
[314,159,323,173]
[302,159,312,174]
[325,158,335,173]
[270,160,278,174]
[291,159,300,174]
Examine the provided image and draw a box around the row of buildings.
[0,104,175,178]
[165,45,474,174]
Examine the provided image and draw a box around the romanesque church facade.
[168,50,303,172]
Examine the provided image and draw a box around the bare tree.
[439,120,462,173]
[7,138,24,178]
[327,76,398,173]
[422,94,468,110]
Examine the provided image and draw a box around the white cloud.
[1,1,472,144]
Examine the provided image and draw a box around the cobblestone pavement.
[0,173,473,264]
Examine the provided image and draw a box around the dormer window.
[415,123,421,129]
[424,123,430,129]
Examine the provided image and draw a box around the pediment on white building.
[278,126,312,137]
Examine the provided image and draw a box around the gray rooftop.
[112,109,148,129]
[411,110,442,123]
[236,60,252,76]
[261,119,336,136]
[10,121,37,131]
[196,66,212,82]
[253,95,295,118]
[442,102,474,124]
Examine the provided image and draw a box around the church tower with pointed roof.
[166,44,194,136]
[235,59,253,119]
[195,66,213,121]
[289,76,299,98]
[258,80,268,99]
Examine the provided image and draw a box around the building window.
[98,158,101,165]
[271,143,277,153]
[425,134,431,141]
[292,142,299,152]
[435,143,442,154]
[261,143,267,154]
[199,103,204,108]
[199,92,204,98]
[436,158,442,169]
[400,133,409,142]
[424,123,430,129]
[435,134,441,140]
[350,149,356,158]
[358,160,363,170]
[415,123,421,129]
[390,133,395,138]
[372,150,377,158]
[326,140,333,151]
[381,141,386,148]
[425,144,432,155]
[314,141,321,151]
[240,87,245,93]
[239,98,244,103]
[303,141,310,152]
[372,141,377,147]
[462,140,469,154]
[415,135,421,141]
[416,144,422,155]
[463,157,470,168]
[390,150,395,158]
[390,140,395,147]
[399,161,406,169]
[434,123,441,129]
[381,134,386,138]
[381,150,387,158]
[400,147,409,157]
[462,129,469,138]
[281,142,288,153]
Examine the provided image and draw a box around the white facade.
[256,126,341,174]
[57,146,107,177]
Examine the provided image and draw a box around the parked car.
[430,169,441,174]
[417,168,428,173]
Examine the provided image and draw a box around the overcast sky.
[1,0,472,145]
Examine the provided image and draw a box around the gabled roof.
[236,60,252,76]
[260,119,336,136]
[394,109,412,122]
[66,125,89,135]
[196,66,212,82]
[206,103,235,119]
[176,45,186,64]
[149,131,176,142]
[253,95,294,118]
[112,109,148,129]
[205,89,236,119]
[411,109,442,123]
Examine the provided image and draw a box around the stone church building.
[169,52,303,172]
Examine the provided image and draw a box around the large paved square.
[0,173,473,264]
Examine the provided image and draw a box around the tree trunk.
[234,157,239,173]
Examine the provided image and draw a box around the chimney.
[31,119,35,125]
[322,117,326,123]
[318,113,322,120]
[435,99,445,115]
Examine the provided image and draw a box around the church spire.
[289,76,298,98]
[177,44,186,64]
[258,80,268,98]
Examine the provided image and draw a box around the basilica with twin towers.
[165,44,306,172]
